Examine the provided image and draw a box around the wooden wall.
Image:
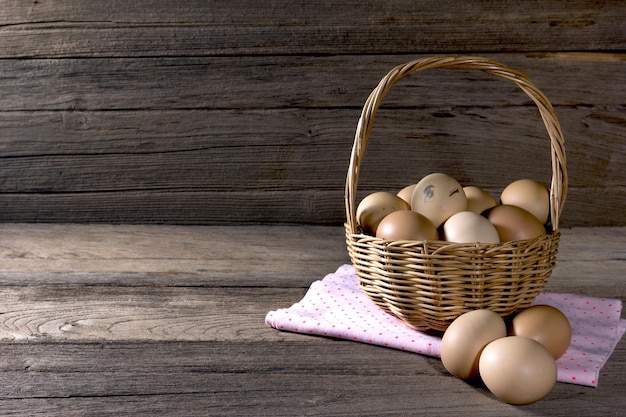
[0,0,624,226]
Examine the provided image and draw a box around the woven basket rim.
[344,55,568,237]
[345,222,561,251]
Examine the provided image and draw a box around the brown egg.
[463,186,497,214]
[479,336,557,405]
[376,210,439,241]
[356,192,410,235]
[500,179,550,224]
[508,305,572,359]
[397,184,417,205]
[411,173,467,228]
[440,310,507,380]
[486,204,546,242]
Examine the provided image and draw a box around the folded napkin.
[265,264,625,388]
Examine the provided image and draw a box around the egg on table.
[440,309,507,380]
[508,305,572,359]
[479,336,558,405]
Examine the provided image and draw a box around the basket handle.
[345,55,567,234]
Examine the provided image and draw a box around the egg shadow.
[424,356,506,403]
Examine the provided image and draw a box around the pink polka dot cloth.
[265,264,625,388]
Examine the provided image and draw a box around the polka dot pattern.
[265,264,625,388]
[532,292,625,387]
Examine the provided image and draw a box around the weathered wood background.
[0,0,624,226]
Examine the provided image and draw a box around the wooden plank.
[0,341,621,416]
[0,286,300,342]
[0,54,623,111]
[0,224,351,286]
[0,1,624,57]
[0,187,625,227]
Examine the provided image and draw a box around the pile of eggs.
[440,305,572,404]
[356,172,550,243]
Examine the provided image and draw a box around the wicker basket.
[345,56,567,333]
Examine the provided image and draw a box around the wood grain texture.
[0,54,624,111]
[0,2,624,226]
[0,105,623,225]
[0,224,623,416]
[0,224,350,286]
[0,341,621,417]
[0,0,624,57]
[0,224,623,340]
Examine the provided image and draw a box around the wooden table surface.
[0,224,623,416]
